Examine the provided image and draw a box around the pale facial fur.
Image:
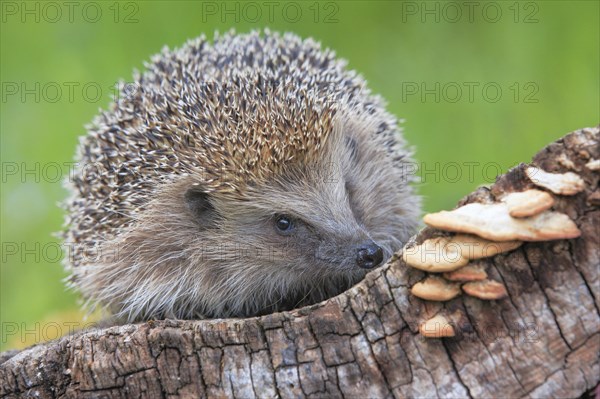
[74,114,420,322]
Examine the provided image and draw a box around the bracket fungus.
[443,263,488,282]
[423,203,581,242]
[407,162,585,337]
[585,159,600,171]
[462,280,508,300]
[402,234,522,272]
[449,234,523,258]
[502,189,555,218]
[401,237,469,272]
[419,314,456,338]
[410,276,461,301]
[525,166,585,195]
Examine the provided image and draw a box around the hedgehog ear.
[184,186,215,223]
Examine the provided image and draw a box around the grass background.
[1,0,598,350]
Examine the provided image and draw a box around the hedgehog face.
[64,31,421,321]
[203,168,386,276]
[71,116,419,321]
[178,121,412,296]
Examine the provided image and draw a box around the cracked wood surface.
[1,126,598,398]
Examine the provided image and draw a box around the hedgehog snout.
[355,241,384,269]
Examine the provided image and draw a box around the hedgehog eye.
[275,215,294,234]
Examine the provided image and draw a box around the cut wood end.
[402,237,469,272]
[424,203,581,242]
[526,166,585,195]
[462,280,508,300]
[419,314,456,338]
[502,189,555,218]
[444,263,488,281]
[411,276,461,301]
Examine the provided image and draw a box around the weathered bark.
[1,127,598,398]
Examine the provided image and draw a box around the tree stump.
[1,126,598,398]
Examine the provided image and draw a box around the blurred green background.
[1,1,598,351]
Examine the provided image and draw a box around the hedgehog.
[62,30,421,322]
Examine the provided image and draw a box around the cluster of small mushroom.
[405,166,586,338]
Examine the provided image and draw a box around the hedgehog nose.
[356,242,384,269]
